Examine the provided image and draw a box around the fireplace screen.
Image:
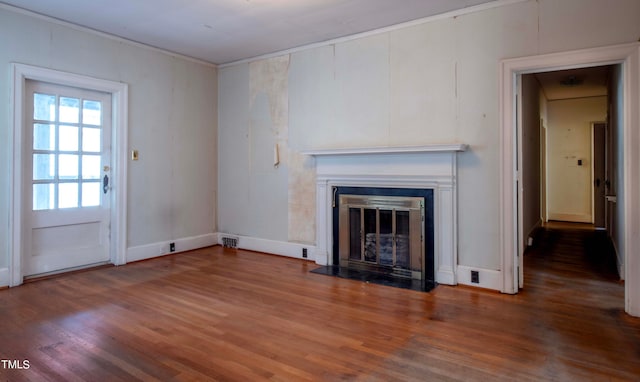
[338,194,424,279]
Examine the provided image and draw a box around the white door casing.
[500,43,640,317]
[10,64,128,286]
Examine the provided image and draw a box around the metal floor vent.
[222,236,238,249]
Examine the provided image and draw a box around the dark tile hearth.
[310,265,435,292]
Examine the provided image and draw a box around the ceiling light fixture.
[560,75,584,87]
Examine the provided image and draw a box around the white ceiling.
[2,0,497,65]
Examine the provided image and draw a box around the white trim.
[9,63,128,286]
[219,0,528,67]
[127,233,218,263]
[457,265,502,291]
[216,233,315,261]
[0,268,8,287]
[0,3,217,68]
[500,43,640,317]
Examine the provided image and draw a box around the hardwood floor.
[1,229,639,381]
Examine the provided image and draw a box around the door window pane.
[33,124,55,150]
[33,93,56,121]
[33,154,55,180]
[58,154,79,179]
[82,155,101,179]
[82,100,102,125]
[59,97,80,123]
[58,183,78,208]
[59,125,79,151]
[82,182,100,207]
[33,183,55,210]
[82,127,101,152]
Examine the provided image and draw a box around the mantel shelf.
[303,144,467,156]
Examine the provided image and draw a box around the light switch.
[131,150,139,161]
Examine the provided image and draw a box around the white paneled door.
[24,80,112,277]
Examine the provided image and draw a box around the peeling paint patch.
[250,55,290,155]
[247,56,290,240]
[248,55,316,244]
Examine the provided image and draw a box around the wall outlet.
[302,248,307,258]
[471,270,479,284]
[169,242,175,252]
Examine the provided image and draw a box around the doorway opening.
[499,43,640,317]
[519,65,618,289]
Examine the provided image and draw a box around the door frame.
[9,63,128,287]
[499,42,640,316]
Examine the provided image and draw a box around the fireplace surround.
[305,144,466,287]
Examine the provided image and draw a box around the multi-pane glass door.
[24,80,112,277]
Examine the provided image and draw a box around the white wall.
[0,6,218,274]
[547,97,607,223]
[218,0,640,273]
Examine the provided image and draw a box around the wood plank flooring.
[1,228,639,381]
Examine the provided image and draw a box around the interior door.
[24,80,112,277]
[593,122,606,228]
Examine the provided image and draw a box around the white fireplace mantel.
[304,144,467,286]
[303,144,467,156]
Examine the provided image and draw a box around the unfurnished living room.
[1,0,640,380]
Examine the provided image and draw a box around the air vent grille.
[222,236,238,249]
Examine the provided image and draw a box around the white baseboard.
[217,233,316,261]
[126,233,218,263]
[456,265,502,291]
[548,213,592,223]
[0,267,8,287]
